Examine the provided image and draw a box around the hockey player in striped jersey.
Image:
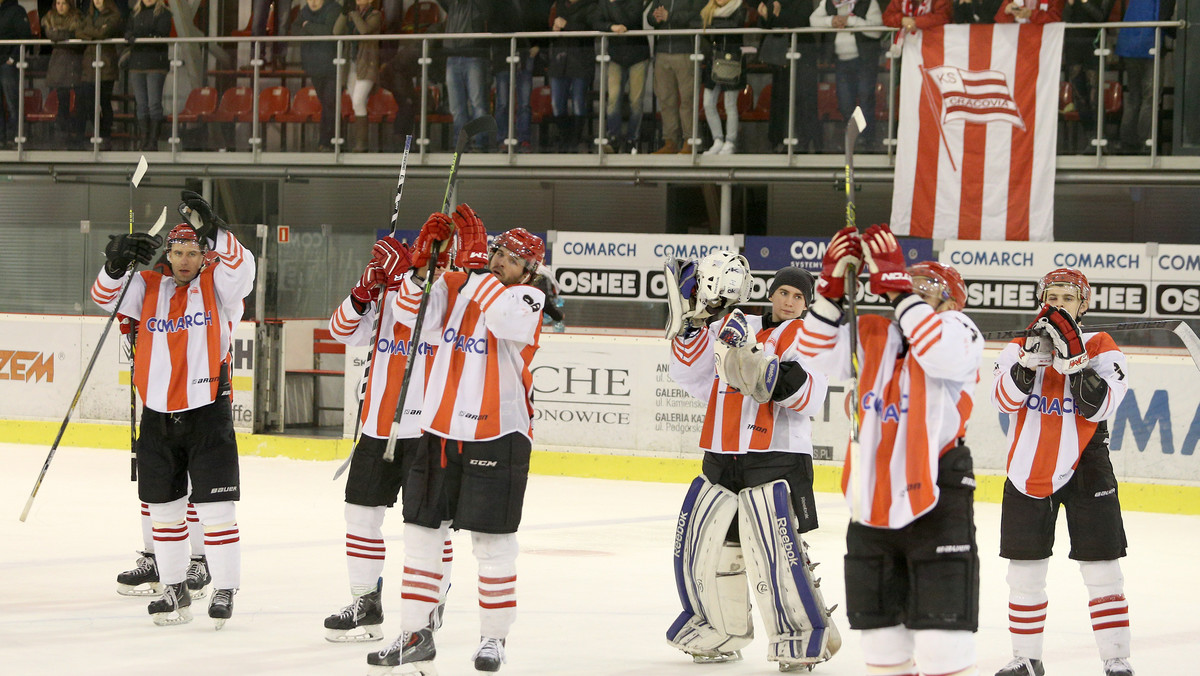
[989,268,1134,676]
[91,192,255,629]
[665,254,840,671]
[369,206,545,675]
[322,235,454,643]
[799,225,984,676]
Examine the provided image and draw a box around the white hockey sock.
[139,502,154,551]
[400,523,448,632]
[149,498,189,585]
[196,501,241,589]
[913,629,976,676]
[1080,560,1131,661]
[862,626,915,675]
[1006,559,1050,659]
[345,503,387,592]
[474,531,518,639]
[440,537,454,600]
[187,503,205,556]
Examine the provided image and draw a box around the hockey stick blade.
[1172,323,1200,372]
[132,156,149,188]
[149,206,168,236]
[847,107,866,137]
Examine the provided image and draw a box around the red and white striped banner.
[890,24,1063,241]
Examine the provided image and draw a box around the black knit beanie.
[768,266,815,304]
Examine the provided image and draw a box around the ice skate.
[325,581,384,643]
[147,581,193,626]
[995,657,1044,676]
[367,627,436,676]
[688,649,743,664]
[208,588,236,630]
[117,551,162,597]
[186,555,211,600]
[472,637,506,672]
[1104,657,1134,676]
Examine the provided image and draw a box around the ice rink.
[2,442,1197,676]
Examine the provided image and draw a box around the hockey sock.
[473,531,518,639]
[149,498,190,585]
[440,536,454,600]
[1080,560,1131,661]
[862,626,915,676]
[187,503,204,556]
[345,503,387,593]
[140,502,154,551]
[913,629,976,676]
[1006,559,1050,659]
[196,501,241,589]
[400,523,449,632]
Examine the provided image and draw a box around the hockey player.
[368,206,546,675]
[322,234,454,643]
[664,255,838,671]
[799,224,984,676]
[990,268,1134,676]
[91,191,255,629]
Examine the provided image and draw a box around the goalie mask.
[1037,267,1090,317]
[908,261,966,311]
[695,251,751,310]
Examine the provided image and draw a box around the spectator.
[491,0,538,153]
[883,0,952,53]
[0,0,32,150]
[700,0,747,155]
[1115,0,1175,154]
[994,0,1063,23]
[953,0,1004,22]
[295,0,345,152]
[758,0,821,154]
[442,0,493,150]
[125,0,173,152]
[811,0,884,149]
[345,0,382,153]
[253,0,296,67]
[76,0,124,150]
[1062,0,1116,153]
[379,42,420,149]
[649,0,706,154]
[595,0,652,154]
[42,0,84,150]
[548,0,598,153]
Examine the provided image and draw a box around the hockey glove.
[715,310,779,404]
[179,189,226,242]
[105,232,163,276]
[1017,334,1054,369]
[664,258,713,340]
[451,204,488,270]
[371,235,412,287]
[1035,307,1089,374]
[412,212,454,269]
[351,261,386,310]
[861,223,912,296]
[816,226,862,301]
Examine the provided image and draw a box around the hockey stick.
[20,206,168,523]
[842,107,867,524]
[333,135,414,481]
[984,319,1200,372]
[383,115,498,462]
[127,156,148,482]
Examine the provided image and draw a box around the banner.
[550,233,738,301]
[890,24,1064,241]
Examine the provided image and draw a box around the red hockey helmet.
[908,260,967,309]
[1037,267,1090,305]
[490,228,545,271]
[166,222,206,251]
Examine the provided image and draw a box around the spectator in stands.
[125,0,173,152]
[953,0,1004,22]
[1063,0,1116,152]
[758,0,821,154]
[810,0,884,150]
[295,0,345,152]
[76,0,124,150]
[594,0,652,154]
[883,0,951,52]
[994,0,1063,23]
[442,0,494,150]
[0,0,32,150]
[1115,0,1175,154]
[345,0,382,152]
[649,0,706,154]
[699,0,747,155]
[379,42,420,149]
[43,0,83,150]
[254,0,296,67]
[548,0,598,153]
[491,0,537,153]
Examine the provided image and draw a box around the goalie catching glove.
[1035,306,1090,374]
[665,251,751,341]
[715,310,779,404]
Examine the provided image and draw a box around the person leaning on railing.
[757,0,822,154]
[344,0,383,153]
[76,0,125,150]
[810,0,885,150]
[952,0,1003,23]
[441,0,493,150]
[42,0,84,150]
[294,0,345,152]
[1115,0,1176,155]
[649,0,707,154]
[548,0,599,153]
[593,0,652,155]
[125,0,173,152]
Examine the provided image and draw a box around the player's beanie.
[769,266,815,304]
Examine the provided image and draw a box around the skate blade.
[117,582,162,597]
[366,661,437,676]
[189,585,209,600]
[778,663,816,673]
[326,625,385,643]
[151,608,194,626]
[213,617,227,630]
[692,650,742,664]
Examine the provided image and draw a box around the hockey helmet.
[908,260,967,309]
[1037,267,1090,305]
[166,222,206,251]
[695,250,751,308]
[490,228,545,271]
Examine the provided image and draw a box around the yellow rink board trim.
[4,419,1197,515]
[117,371,253,391]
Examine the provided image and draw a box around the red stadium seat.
[277,87,321,124]
[169,87,218,123]
[367,89,399,123]
[209,87,254,123]
[258,86,290,123]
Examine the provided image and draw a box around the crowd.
[0,0,1178,154]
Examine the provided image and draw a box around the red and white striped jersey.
[328,273,435,440]
[799,299,983,529]
[669,314,828,454]
[990,333,1128,498]
[395,270,543,442]
[91,229,255,413]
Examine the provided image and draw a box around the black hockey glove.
[179,189,226,242]
[105,233,163,277]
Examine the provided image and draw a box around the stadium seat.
[258,86,290,123]
[170,87,218,124]
[817,81,841,121]
[367,88,399,123]
[277,86,322,149]
[1060,81,1080,122]
[1103,80,1122,118]
[23,89,45,121]
[210,86,254,123]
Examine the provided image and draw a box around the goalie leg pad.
[667,476,752,657]
[738,480,841,666]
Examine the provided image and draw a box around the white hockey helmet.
[695,250,751,309]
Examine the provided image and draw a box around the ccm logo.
[468,459,498,467]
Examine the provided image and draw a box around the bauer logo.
[1155,285,1200,316]
[555,268,641,298]
[0,350,54,383]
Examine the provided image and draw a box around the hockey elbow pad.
[1069,368,1109,419]
[771,361,809,402]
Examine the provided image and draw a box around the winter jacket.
[810,0,883,62]
[994,0,1064,23]
[882,0,952,29]
[648,0,706,54]
[347,6,382,81]
[295,0,344,79]
[594,0,651,67]
[0,0,33,62]
[758,0,816,46]
[1062,0,1115,65]
[489,0,536,73]
[42,10,83,88]
[443,0,492,58]
[76,4,124,83]
[952,0,1005,22]
[549,0,598,79]
[124,4,172,72]
[1116,0,1175,59]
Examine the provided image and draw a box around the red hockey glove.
[451,203,488,270]
[351,261,386,306]
[861,223,912,296]
[1036,306,1089,374]
[371,235,412,288]
[815,226,862,300]
[412,212,454,269]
